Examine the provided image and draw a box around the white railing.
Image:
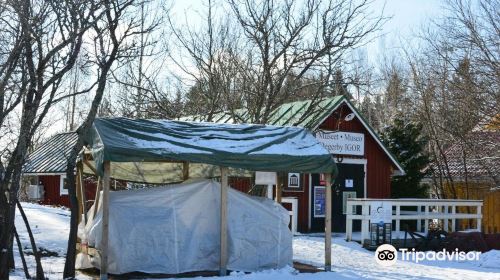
[282,197,298,234]
[345,198,483,245]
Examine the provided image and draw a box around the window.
[60,175,68,195]
[342,191,357,214]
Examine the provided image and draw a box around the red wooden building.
[279,97,405,233]
[22,132,98,207]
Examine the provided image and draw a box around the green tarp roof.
[86,118,337,183]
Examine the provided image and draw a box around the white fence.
[345,198,483,244]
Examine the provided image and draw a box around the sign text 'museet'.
[316,131,365,156]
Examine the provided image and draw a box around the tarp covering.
[85,118,337,183]
[78,179,292,274]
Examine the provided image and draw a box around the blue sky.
[171,0,445,62]
[370,0,443,56]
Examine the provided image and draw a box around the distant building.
[22,132,84,206]
[426,121,500,233]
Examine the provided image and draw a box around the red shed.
[279,97,404,233]
[22,132,98,208]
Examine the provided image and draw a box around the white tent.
[78,118,336,278]
[78,179,292,274]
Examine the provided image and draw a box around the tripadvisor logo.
[374,244,481,267]
[375,244,397,267]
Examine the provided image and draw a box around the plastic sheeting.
[78,179,292,274]
[82,160,253,184]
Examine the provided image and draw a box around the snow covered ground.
[9,203,500,279]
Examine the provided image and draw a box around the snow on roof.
[86,118,337,179]
[437,130,500,182]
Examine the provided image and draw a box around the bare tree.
[225,0,386,124]
[442,0,499,119]
[0,1,98,278]
[62,0,166,277]
[166,0,242,120]
[111,0,168,119]
[163,0,385,123]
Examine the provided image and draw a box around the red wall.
[39,175,97,208]
[229,177,252,193]
[39,175,65,206]
[281,174,311,232]
[316,103,395,198]
[280,103,397,232]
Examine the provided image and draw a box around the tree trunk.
[63,158,79,279]
[14,227,30,279]
[0,193,18,279]
[8,232,14,269]
[16,200,44,280]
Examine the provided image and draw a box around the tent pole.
[83,158,98,176]
[183,162,189,180]
[220,167,228,276]
[100,161,111,280]
[275,173,282,203]
[325,173,332,272]
[92,177,102,219]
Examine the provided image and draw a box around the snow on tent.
[76,118,337,278]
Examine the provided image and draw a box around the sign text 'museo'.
[316,131,365,156]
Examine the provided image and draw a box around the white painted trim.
[266,184,273,199]
[60,174,68,195]
[343,101,404,175]
[334,159,367,198]
[312,99,405,176]
[282,197,298,234]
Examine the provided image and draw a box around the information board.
[314,186,326,217]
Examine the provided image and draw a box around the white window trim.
[60,174,68,195]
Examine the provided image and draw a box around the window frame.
[60,174,68,195]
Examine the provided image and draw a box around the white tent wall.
[78,179,292,274]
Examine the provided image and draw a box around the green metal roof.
[23,132,78,174]
[180,96,344,129]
